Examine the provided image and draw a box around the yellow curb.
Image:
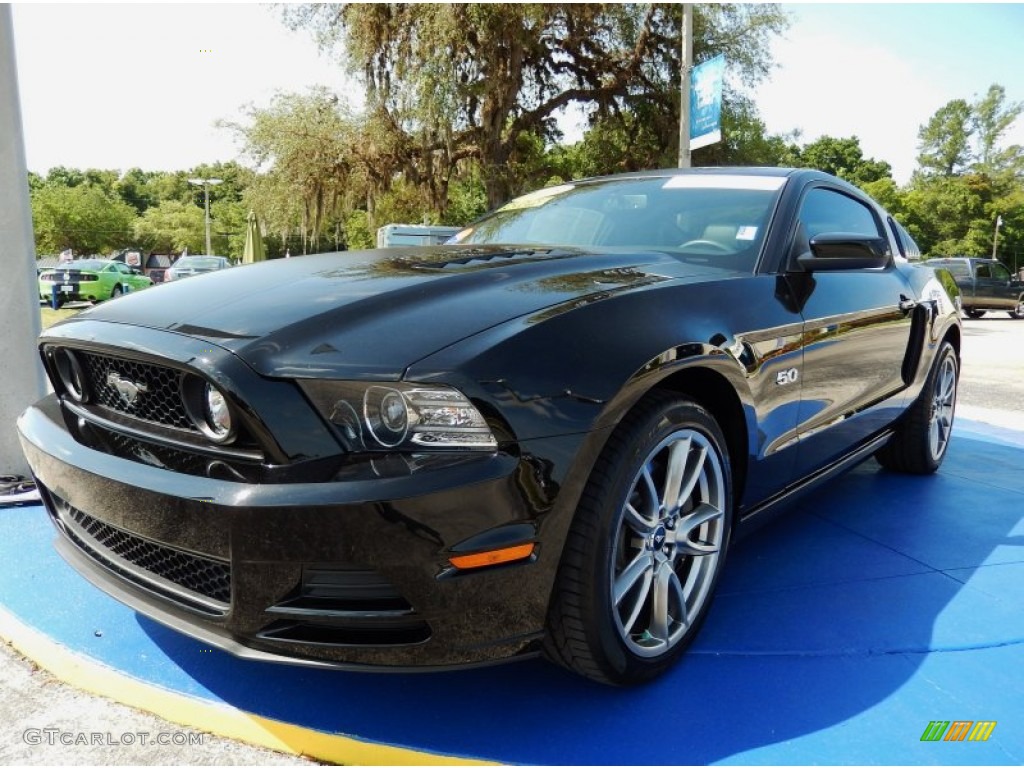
[0,606,498,765]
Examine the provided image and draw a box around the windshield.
[177,257,224,269]
[455,175,786,272]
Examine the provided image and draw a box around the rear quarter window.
[930,260,970,278]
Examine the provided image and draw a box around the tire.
[110,285,123,300]
[964,309,985,319]
[1008,299,1024,320]
[875,341,958,474]
[544,392,733,685]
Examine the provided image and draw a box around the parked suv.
[926,257,1024,319]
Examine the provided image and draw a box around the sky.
[9,3,1024,186]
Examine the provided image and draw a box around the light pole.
[677,3,692,168]
[188,177,223,254]
[992,214,1002,260]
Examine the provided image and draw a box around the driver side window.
[798,187,882,239]
[990,263,1010,281]
[790,187,883,263]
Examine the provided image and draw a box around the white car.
[164,255,232,281]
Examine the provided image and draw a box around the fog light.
[205,385,232,438]
[183,375,236,443]
[52,348,88,403]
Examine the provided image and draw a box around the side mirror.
[796,233,891,272]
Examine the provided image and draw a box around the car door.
[976,261,1015,308]
[111,262,138,292]
[787,185,917,478]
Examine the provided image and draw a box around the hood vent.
[410,248,562,271]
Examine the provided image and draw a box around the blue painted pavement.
[1,420,1021,764]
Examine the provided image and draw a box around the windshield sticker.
[498,184,575,212]
[736,226,758,241]
[662,175,786,191]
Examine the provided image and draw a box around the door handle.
[898,295,917,312]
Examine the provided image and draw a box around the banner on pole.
[690,54,725,150]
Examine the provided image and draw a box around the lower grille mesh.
[45,487,230,612]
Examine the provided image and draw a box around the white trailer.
[376,224,462,248]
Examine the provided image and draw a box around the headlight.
[181,376,235,443]
[300,381,497,452]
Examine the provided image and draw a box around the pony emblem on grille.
[106,371,149,407]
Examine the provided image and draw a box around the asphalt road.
[1,314,1022,765]
[956,313,1024,430]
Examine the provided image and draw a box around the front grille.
[44,486,230,614]
[78,351,195,431]
[103,428,216,477]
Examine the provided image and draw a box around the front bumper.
[18,396,582,670]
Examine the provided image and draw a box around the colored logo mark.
[920,720,997,742]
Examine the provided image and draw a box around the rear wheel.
[964,309,985,319]
[875,341,958,474]
[110,284,123,300]
[545,393,732,685]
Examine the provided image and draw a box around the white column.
[0,6,47,476]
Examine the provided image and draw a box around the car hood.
[71,246,717,379]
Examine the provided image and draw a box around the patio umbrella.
[242,210,266,264]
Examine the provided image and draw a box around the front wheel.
[545,394,733,685]
[875,341,958,474]
[1009,299,1024,320]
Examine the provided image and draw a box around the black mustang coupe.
[19,168,962,685]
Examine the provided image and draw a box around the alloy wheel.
[928,355,957,461]
[611,429,725,658]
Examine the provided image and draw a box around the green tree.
[971,84,1023,176]
[224,89,367,253]
[916,99,974,176]
[210,198,249,259]
[133,200,205,254]
[31,184,137,255]
[787,135,892,186]
[115,168,159,215]
[285,3,787,208]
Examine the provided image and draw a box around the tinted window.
[70,260,110,271]
[798,188,881,238]
[457,175,787,273]
[178,257,226,269]
[888,218,921,260]
[990,262,1010,281]
[976,263,992,279]
[931,260,970,278]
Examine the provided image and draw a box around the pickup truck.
[926,257,1024,319]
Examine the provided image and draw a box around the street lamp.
[992,214,1003,260]
[188,177,223,255]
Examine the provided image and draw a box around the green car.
[39,259,153,306]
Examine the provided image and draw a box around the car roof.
[567,166,855,192]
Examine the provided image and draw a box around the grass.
[39,305,84,330]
